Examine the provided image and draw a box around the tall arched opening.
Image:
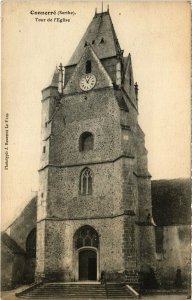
[74,225,99,281]
[24,228,36,283]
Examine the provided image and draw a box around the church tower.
[36,10,156,284]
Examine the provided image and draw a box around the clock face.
[79,74,96,91]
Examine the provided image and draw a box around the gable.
[64,45,113,95]
[122,54,136,103]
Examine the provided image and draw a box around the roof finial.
[101,1,103,13]
[134,82,139,101]
[59,62,62,69]
[95,7,97,15]
[107,4,109,12]
[58,63,64,95]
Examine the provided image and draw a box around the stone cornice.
[41,85,58,94]
[38,154,135,172]
[37,210,136,224]
[133,171,151,179]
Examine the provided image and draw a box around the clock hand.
[86,75,90,83]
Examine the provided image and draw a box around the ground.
[1,286,189,300]
[143,296,188,300]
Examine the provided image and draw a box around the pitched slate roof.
[5,195,37,233]
[1,232,25,255]
[67,11,121,66]
[152,178,191,226]
[51,67,60,87]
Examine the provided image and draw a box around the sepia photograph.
[1,1,191,299]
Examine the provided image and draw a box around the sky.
[2,1,191,229]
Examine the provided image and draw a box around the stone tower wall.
[36,11,157,283]
[36,217,126,281]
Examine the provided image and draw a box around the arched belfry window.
[26,228,36,258]
[79,132,94,152]
[86,60,91,74]
[80,168,93,195]
[74,225,99,249]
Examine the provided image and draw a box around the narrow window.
[80,168,93,195]
[86,60,91,74]
[100,37,104,44]
[84,41,88,47]
[79,132,94,151]
[129,76,132,86]
[92,40,95,45]
[43,146,46,153]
